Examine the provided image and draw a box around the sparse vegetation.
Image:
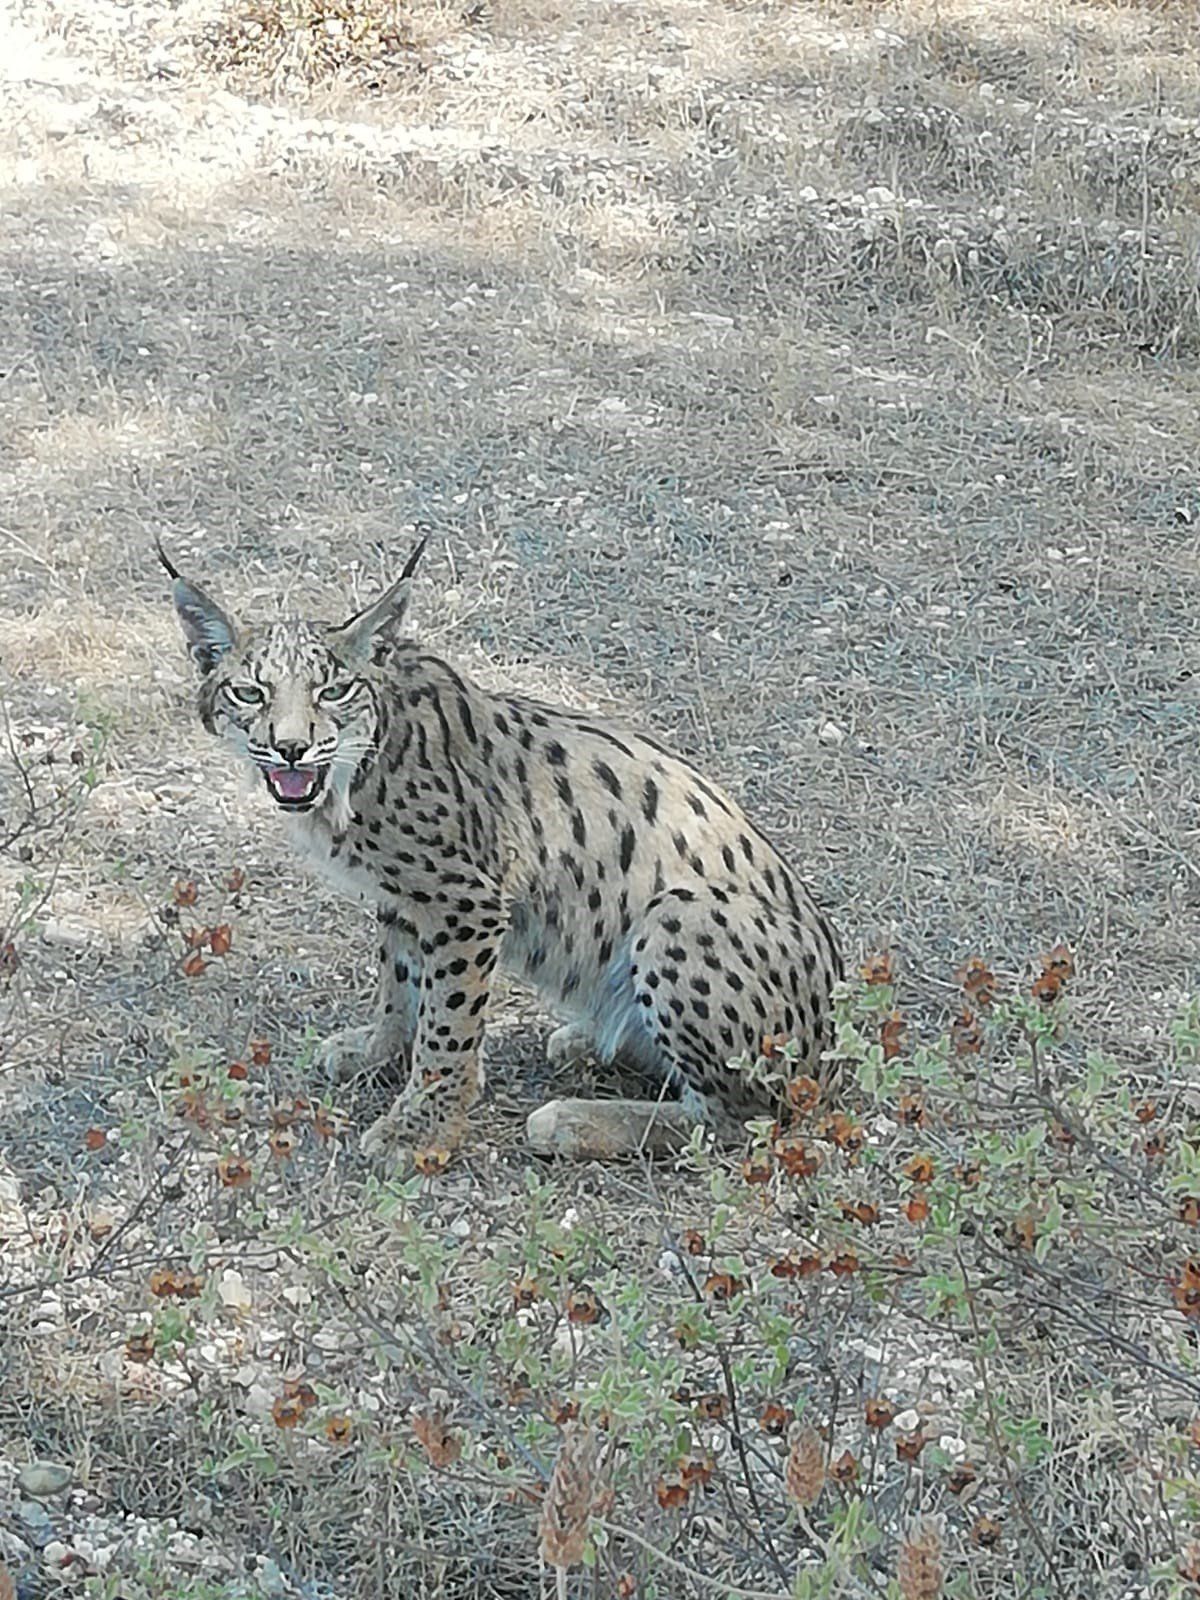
[3,0,1200,1595]
[196,0,473,92]
[4,885,1200,1595]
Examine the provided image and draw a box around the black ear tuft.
[154,536,182,584]
[399,530,430,583]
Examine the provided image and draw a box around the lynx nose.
[273,738,311,767]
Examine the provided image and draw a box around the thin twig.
[956,1245,1071,1600]
[601,1519,792,1600]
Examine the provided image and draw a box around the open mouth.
[262,764,329,810]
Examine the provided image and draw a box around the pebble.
[257,1556,287,1596]
[19,1461,73,1499]
[16,1499,56,1548]
[43,1539,72,1568]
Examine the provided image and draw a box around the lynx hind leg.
[624,885,838,1114]
[526,888,837,1159]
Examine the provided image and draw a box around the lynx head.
[158,537,427,817]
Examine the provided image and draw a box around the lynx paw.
[359,1088,465,1167]
[317,1024,408,1087]
[546,1021,597,1070]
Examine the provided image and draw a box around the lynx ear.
[156,538,238,674]
[331,532,429,664]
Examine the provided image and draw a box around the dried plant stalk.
[539,1421,598,1569]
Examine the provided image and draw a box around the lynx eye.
[318,680,359,706]
[225,682,265,706]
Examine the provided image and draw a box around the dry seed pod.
[539,1421,597,1569]
[898,1516,944,1600]
[784,1421,824,1509]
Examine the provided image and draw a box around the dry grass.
[195,0,475,91]
[3,0,1200,1593]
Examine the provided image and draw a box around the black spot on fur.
[619,825,635,874]
[594,760,622,798]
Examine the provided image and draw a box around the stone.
[18,1462,73,1500]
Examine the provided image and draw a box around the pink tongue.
[270,766,317,800]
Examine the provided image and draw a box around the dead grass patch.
[197,0,474,90]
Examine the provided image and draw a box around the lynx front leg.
[361,907,503,1161]
[318,909,420,1087]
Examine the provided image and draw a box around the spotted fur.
[160,540,842,1157]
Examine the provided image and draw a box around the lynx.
[159,538,841,1161]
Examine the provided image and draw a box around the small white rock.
[818,720,845,747]
[245,1383,276,1419]
[218,1269,252,1311]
